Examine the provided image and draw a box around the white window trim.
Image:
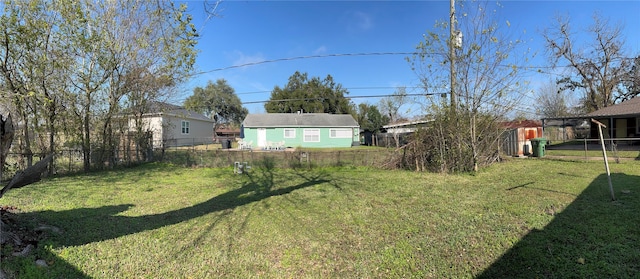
[181,120,190,135]
[330,128,352,138]
[284,128,296,138]
[303,129,320,142]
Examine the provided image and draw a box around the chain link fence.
[1,147,395,183]
[158,148,394,169]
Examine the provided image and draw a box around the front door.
[257,128,267,148]
[616,119,627,139]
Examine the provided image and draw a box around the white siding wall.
[162,115,214,147]
[129,115,214,148]
[128,116,163,146]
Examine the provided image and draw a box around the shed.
[501,120,543,157]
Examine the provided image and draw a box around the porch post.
[609,117,614,139]
[562,118,566,142]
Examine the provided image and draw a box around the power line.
[190,50,637,77]
[235,86,424,96]
[241,92,447,105]
[191,52,423,75]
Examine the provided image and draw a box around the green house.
[241,113,360,149]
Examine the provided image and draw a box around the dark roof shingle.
[145,101,213,122]
[586,97,640,117]
[243,113,359,128]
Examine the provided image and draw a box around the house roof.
[500,120,542,129]
[586,97,640,118]
[145,102,214,122]
[243,113,359,128]
[383,119,432,129]
[215,126,240,134]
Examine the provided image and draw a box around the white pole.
[592,119,615,201]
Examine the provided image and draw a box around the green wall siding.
[243,127,358,148]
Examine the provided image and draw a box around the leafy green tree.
[356,103,389,133]
[0,0,64,168]
[355,103,388,146]
[265,71,354,114]
[184,79,248,128]
[0,0,200,172]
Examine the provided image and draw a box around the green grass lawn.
[1,158,639,278]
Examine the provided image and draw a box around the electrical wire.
[190,52,424,75]
[241,92,447,104]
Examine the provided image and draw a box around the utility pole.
[449,0,456,110]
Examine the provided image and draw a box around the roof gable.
[243,113,359,128]
[586,97,640,117]
[144,102,214,122]
[500,120,542,129]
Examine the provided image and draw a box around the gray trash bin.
[221,139,231,149]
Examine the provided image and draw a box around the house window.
[284,128,296,138]
[303,129,320,142]
[181,121,190,134]
[636,117,640,135]
[330,129,352,138]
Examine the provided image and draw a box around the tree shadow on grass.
[477,173,640,278]
[9,164,335,278]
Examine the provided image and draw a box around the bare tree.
[536,80,577,118]
[623,56,640,99]
[407,1,532,172]
[543,13,633,112]
[379,87,410,147]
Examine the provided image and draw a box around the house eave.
[141,112,215,123]
[243,125,359,128]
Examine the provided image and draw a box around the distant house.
[241,113,360,149]
[128,102,215,148]
[373,120,432,147]
[542,97,640,143]
[585,97,640,139]
[382,120,432,134]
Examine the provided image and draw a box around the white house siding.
[161,115,214,147]
[129,115,214,148]
[127,117,164,148]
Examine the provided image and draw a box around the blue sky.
[179,1,640,116]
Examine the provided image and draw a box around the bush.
[385,107,502,173]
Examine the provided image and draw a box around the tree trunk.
[21,111,33,168]
[1,114,15,182]
[47,100,56,176]
[0,153,53,198]
[82,103,91,173]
